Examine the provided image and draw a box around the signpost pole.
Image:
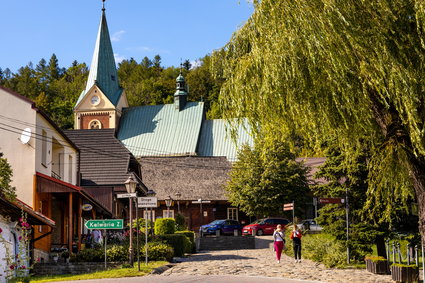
[129,197,134,266]
[346,187,350,264]
[136,198,140,271]
[145,207,148,265]
[104,229,107,269]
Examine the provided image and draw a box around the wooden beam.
[77,197,82,252]
[68,193,73,252]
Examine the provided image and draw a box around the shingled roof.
[64,129,140,186]
[139,156,232,201]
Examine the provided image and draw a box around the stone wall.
[198,236,255,251]
[32,262,121,276]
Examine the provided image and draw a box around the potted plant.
[364,256,390,274]
[391,263,419,283]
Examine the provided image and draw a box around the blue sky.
[0,1,254,73]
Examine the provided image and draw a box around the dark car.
[242,218,290,236]
[297,219,323,232]
[200,219,243,235]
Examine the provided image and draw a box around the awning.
[0,197,55,227]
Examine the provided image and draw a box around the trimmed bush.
[106,245,128,262]
[158,234,191,257]
[155,218,176,235]
[141,242,174,261]
[176,231,196,253]
[71,248,104,262]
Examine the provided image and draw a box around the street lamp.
[165,196,173,218]
[175,192,181,214]
[124,175,137,266]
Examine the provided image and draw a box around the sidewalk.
[154,236,394,283]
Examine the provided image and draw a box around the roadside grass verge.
[30,261,168,282]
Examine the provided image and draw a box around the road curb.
[150,263,175,274]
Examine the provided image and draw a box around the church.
[68,2,254,230]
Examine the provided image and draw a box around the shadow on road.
[179,252,256,262]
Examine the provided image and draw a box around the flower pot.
[365,259,390,274]
[391,265,419,283]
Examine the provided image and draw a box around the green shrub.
[71,248,104,262]
[106,245,128,262]
[155,218,176,235]
[175,213,187,231]
[285,232,346,267]
[158,234,190,257]
[175,231,196,253]
[140,242,174,261]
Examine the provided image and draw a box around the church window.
[89,120,102,129]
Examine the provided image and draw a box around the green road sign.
[84,219,124,230]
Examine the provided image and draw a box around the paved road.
[49,236,396,283]
[57,275,320,283]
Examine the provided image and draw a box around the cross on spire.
[102,0,106,11]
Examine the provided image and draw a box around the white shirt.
[273,230,285,242]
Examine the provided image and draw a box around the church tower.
[73,1,128,130]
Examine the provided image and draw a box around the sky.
[0,1,254,73]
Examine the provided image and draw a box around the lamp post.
[125,175,137,266]
[165,196,173,218]
[175,192,181,214]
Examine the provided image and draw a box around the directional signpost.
[84,219,123,229]
[84,219,124,268]
[137,197,158,266]
[318,197,345,204]
[117,193,137,199]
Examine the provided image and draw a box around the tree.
[0,152,16,200]
[226,139,310,217]
[213,0,425,237]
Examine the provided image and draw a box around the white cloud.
[114,53,126,64]
[111,30,126,42]
[190,60,202,69]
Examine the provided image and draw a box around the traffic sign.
[319,197,345,204]
[84,219,124,229]
[283,203,294,211]
[117,193,137,198]
[138,197,158,208]
[192,200,211,204]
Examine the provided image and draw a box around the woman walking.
[290,225,303,263]
[273,224,285,263]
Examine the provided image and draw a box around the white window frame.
[143,210,156,222]
[163,209,174,218]
[41,130,47,166]
[227,207,238,220]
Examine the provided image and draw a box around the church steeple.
[174,66,188,111]
[84,0,122,105]
[73,0,128,130]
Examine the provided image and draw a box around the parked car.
[297,219,323,232]
[200,219,243,235]
[242,218,290,236]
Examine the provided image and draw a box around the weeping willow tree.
[213,0,425,236]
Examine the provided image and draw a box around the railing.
[386,240,419,266]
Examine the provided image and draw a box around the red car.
[242,218,290,236]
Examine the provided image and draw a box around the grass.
[30,261,168,282]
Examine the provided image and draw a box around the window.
[227,207,238,220]
[68,155,73,183]
[163,209,174,218]
[143,210,155,221]
[89,120,102,129]
[41,130,47,166]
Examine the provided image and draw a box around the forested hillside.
[0,54,222,129]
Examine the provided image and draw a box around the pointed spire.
[82,1,122,105]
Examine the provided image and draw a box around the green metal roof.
[198,118,254,162]
[117,102,204,157]
[75,8,122,107]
